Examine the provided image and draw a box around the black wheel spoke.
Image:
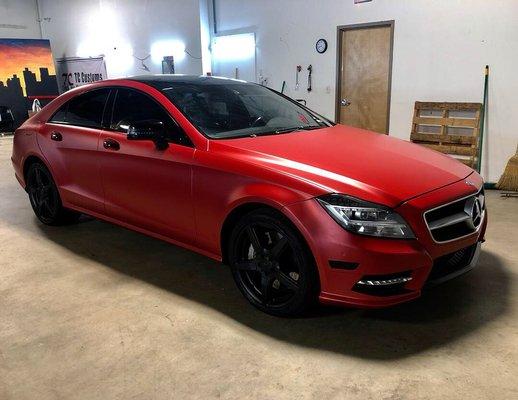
[35,198,44,214]
[40,191,49,203]
[233,217,305,311]
[261,274,272,301]
[270,236,288,260]
[236,260,260,272]
[26,163,79,225]
[276,271,299,291]
[246,226,262,252]
[42,199,54,215]
[34,168,43,186]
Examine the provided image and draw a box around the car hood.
[214,124,474,207]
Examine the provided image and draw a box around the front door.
[99,88,196,245]
[336,22,394,134]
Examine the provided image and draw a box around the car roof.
[128,74,247,87]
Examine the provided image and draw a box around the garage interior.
[1,0,517,399]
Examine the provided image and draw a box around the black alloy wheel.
[228,209,318,316]
[26,162,80,225]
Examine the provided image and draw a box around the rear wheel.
[26,162,80,225]
[228,209,318,316]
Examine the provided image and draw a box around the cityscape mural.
[0,39,59,131]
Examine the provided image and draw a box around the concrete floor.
[0,136,517,400]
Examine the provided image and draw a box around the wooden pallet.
[410,102,482,168]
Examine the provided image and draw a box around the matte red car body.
[11,78,487,308]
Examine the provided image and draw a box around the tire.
[228,208,319,317]
[26,162,80,225]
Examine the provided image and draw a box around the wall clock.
[316,38,328,54]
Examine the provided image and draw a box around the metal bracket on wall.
[307,65,312,92]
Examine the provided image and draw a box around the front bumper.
[283,176,487,308]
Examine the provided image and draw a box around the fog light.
[357,277,412,286]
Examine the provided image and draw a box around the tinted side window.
[49,103,67,123]
[51,89,109,128]
[111,89,191,146]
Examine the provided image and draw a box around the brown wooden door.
[337,23,393,134]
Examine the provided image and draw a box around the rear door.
[39,88,111,213]
[99,88,196,245]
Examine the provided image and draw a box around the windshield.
[159,80,331,139]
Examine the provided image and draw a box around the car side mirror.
[127,120,169,150]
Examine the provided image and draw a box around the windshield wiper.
[248,125,323,138]
[261,125,322,136]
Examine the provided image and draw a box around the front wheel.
[26,162,80,225]
[228,209,319,316]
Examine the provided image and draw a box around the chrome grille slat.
[428,211,471,230]
[424,188,485,243]
[479,193,485,209]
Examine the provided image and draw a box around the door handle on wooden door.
[103,138,120,151]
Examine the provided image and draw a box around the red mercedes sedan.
[11,76,487,316]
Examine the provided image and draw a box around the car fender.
[225,181,304,211]
[219,188,327,289]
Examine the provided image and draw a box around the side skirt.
[63,203,223,263]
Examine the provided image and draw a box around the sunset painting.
[0,39,57,96]
[0,39,58,130]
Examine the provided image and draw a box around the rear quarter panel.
[11,85,88,188]
[11,119,47,188]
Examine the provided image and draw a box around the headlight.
[316,194,415,239]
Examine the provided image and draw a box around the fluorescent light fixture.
[105,42,134,75]
[212,33,255,62]
[151,40,186,64]
[75,4,134,75]
[76,41,101,58]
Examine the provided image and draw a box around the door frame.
[335,20,395,132]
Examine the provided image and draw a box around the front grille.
[424,188,485,242]
[426,244,477,284]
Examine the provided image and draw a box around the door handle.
[103,138,120,151]
[341,99,352,107]
[50,131,63,141]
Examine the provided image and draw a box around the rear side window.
[111,88,192,146]
[49,89,110,129]
[49,104,67,123]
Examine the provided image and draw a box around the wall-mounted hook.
[307,64,313,92]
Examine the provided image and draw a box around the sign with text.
[55,57,107,92]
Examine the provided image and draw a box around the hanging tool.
[307,65,313,92]
[295,65,302,90]
[477,65,489,173]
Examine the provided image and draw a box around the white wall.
[0,0,41,39]
[38,0,204,78]
[214,0,518,183]
[2,0,515,182]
